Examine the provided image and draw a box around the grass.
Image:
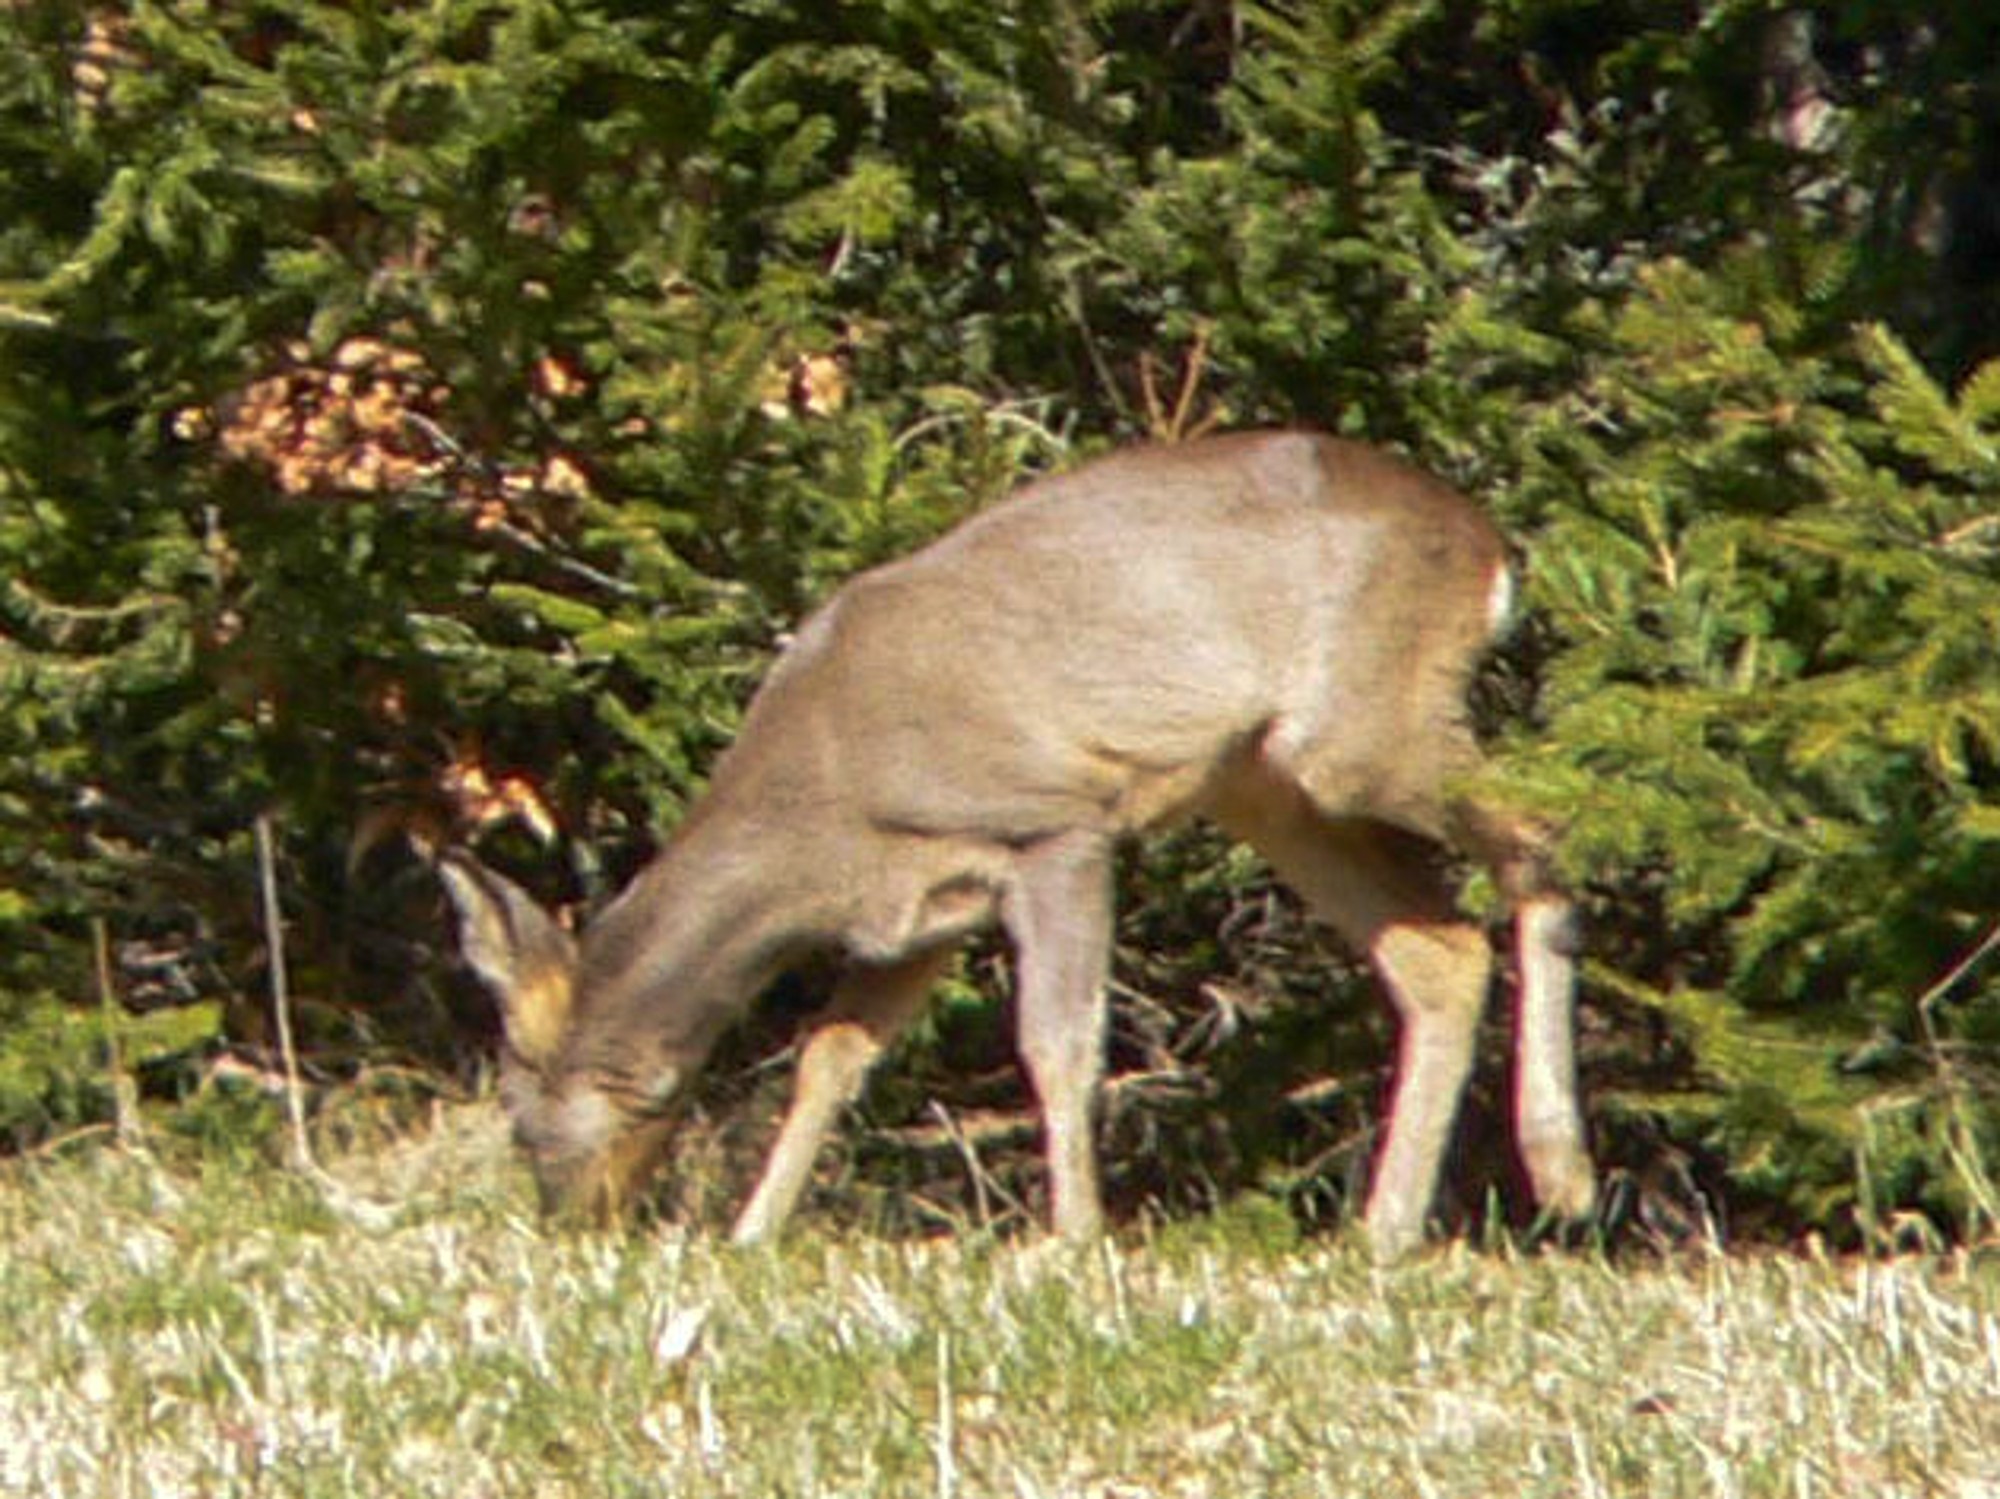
[5,1108,2000,1497]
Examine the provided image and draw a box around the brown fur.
[440,431,1595,1258]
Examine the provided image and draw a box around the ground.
[3,1104,1998,1497]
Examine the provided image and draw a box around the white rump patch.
[1486,562,1517,637]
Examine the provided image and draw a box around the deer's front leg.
[731,950,950,1245]
[1003,832,1116,1242]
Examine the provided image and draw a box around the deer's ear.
[438,852,578,1070]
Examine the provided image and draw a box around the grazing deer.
[439,431,1595,1260]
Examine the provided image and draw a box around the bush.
[5,0,2000,1243]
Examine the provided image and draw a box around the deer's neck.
[571,799,851,1066]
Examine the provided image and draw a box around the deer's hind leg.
[1215,785,1492,1261]
[1448,803,1595,1224]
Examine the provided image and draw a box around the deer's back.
[724,432,1510,840]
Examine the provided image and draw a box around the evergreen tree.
[3,0,1998,1241]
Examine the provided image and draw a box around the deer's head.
[438,853,681,1221]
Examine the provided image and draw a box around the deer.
[438,430,1595,1262]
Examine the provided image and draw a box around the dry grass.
[4,1107,2000,1497]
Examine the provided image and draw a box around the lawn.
[4,1108,1998,1498]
